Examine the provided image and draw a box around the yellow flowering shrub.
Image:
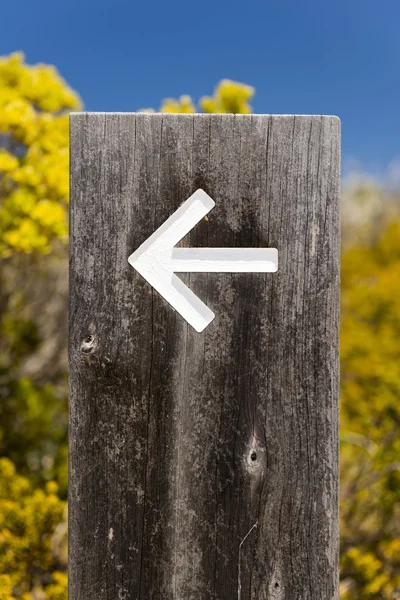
[160,94,195,113]
[0,52,80,257]
[0,53,73,495]
[0,53,75,599]
[340,219,400,599]
[157,79,254,114]
[43,572,68,600]
[0,459,65,599]
[0,575,13,599]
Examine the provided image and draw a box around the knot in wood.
[270,579,283,597]
[80,334,97,355]
[245,440,265,475]
[269,565,284,598]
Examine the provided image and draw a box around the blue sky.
[2,0,399,177]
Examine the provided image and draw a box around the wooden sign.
[69,113,340,599]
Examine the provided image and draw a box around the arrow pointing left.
[128,189,278,332]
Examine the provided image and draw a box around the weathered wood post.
[69,113,340,600]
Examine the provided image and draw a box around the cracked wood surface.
[69,113,340,600]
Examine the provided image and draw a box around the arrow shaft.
[170,247,278,272]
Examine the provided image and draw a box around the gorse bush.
[0,458,66,599]
[0,52,76,598]
[159,79,254,114]
[0,52,79,257]
[0,53,75,507]
[340,221,400,598]
[0,52,399,599]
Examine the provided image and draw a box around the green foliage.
[0,376,68,493]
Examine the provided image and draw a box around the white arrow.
[128,189,278,333]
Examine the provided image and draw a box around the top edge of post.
[69,112,340,122]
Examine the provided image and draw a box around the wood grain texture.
[69,113,340,600]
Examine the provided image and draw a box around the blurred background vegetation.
[0,52,399,599]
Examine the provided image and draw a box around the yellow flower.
[160,94,195,113]
[200,79,254,114]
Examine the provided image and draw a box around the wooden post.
[69,113,340,600]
